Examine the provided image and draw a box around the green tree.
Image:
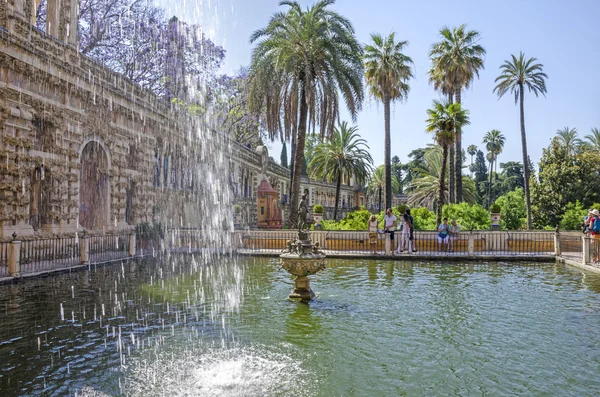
[494,52,548,229]
[425,100,470,224]
[430,24,486,203]
[392,155,404,194]
[495,188,527,230]
[411,207,437,230]
[443,202,491,230]
[407,147,477,210]
[364,32,414,210]
[467,144,478,174]
[482,129,505,208]
[248,0,364,227]
[470,150,488,204]
[584,127,600,150]
[555,126,581,157]
[309,122,374,220]
[559,201,587,231]
[280,142,288,168]
[531,139,600,228]
[368,165,400,212]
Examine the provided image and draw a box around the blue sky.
[159,0,600,169]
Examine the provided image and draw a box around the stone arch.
[79,140,110,230]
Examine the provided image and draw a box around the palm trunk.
[487,158,494,209]
[520,83,533,229]
[289,84,308,228]
[378,187,382,213]
[438,143,449,226]
[455,90,463,202]
[289,135,296,200]
[448,93,455,204]
[384,95,392,210]
[333,171,341,221]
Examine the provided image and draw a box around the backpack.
[593,218,600,233]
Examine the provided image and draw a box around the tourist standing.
[384,208,397,255]
[438,217,450,252]
[449,219,460,252]
[397,213,413,254]
[368,215,379,254]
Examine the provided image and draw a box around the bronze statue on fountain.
[280,192,326,301]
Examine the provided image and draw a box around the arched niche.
[79,141,110,230]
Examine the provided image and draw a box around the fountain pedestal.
[280,230,326,301]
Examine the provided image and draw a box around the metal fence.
[559,232,583,261]
[89,233,130,263]
[236,230,555,257]
[20,237,79,274]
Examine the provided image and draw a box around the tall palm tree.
[425,100,470,224]
[364,32,414,211]
[430,24,486,203]
[555,127,581,156]
[309,122,374,220]
[584,127,600,150]
[467,144,478,174]
[482,129,505,208]
[367,165,400,212]
[248,0,364,227]
[407,147,476,210]
[494,52,547,229]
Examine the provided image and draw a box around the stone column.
[46,0,60,38]
[468,232,475,256]
[8,241,21,277]
[554,232,561,256]
[68,0,79,45]
[129,233,136,257]
[80,236,89,264]
[582,236,590,266]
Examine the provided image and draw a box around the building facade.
[0,1,361,238]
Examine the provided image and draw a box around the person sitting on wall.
[438,217,451,252]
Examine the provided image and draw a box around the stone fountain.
[280,192,326,301]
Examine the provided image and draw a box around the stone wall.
[0,3,360,237]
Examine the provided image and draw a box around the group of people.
[583,209,600,237]
[368,209,461,254]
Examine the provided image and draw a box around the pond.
[1,256,600,396]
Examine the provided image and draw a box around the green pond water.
[1,256,600,396]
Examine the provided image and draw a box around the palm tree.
[248,0,364,227]
[467,144,478,174]
[494,52,547,229]
[425,100,470,224]
[407,147,476,210]
[309,122,374,220]
[555,127,581,156]
[367,165,400,212]
[584,127,600,150]
[364,32,414,211]
[430,24,486,203]
[482,130,505,208]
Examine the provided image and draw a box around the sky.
[158,0,600,169]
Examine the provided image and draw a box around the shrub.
[233,204,242,214]
[495,189,526,230]
[443,203,491,231]
[411,207,437,230]
[313,204,324,214]
[489,203,501,213]
[559,201,587,231]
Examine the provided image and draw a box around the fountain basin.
[280,254,326,301]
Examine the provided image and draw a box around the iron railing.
[89,233,130,263]
[20,237,79,274]
[559,232,583,261]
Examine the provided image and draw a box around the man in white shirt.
[384,208,397,254]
